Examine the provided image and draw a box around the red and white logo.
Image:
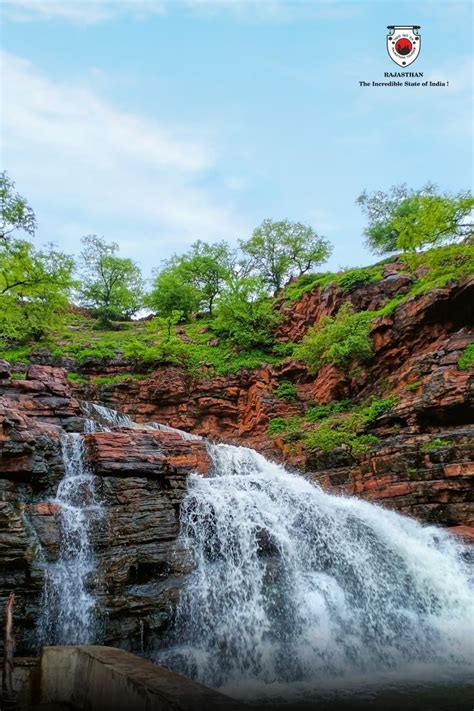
[387,25,421,67]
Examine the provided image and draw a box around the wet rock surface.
[0,367,211,655]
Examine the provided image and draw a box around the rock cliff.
[73,272,474,527]
[0,366,209,655]
[0,266,473,654]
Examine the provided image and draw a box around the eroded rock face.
[0,367,212,655]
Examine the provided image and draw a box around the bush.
[274,381,298,400]
[303,396,394,454]
[295,303,373,373]
[214,276,280,350]
[306,399,352,421]
[458,344,474,371]
[267,416,302,441]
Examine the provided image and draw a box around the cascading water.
[38,402,200,646]
[39,432,103,645]
[82,401,201,440]
[159,443,474,703]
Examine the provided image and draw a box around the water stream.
[39,432,103,645]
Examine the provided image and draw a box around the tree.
[77,235,144,324]
[0,172,37,243]
[357,184,474,255]
[0,174,74,343]
[240,219,332,295]
[0,240,74,342]
[146,267,199,321]
[214,276,280,350]
[168,240,235,317]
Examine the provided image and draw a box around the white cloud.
[2,0,167,24]
[1,51,248,263]
[2,0,359,24]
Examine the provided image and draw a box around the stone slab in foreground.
[40,645,245,711]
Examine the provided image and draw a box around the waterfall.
[158,443,474,702]
[39,433,103,645]
[81,401,135,429]
[81,401,201,440]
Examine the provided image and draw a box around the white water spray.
[39,433,103,645]
[159,443,474,701]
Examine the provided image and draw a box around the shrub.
[306,399,353,422]
[303,396,395,454]
[295,303,373,373]
[274,381,298,400]
[267,416,303,441]
[457,344,474,371]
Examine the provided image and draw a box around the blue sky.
[1,0,472,277]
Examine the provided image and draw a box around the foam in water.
[158,443,474,702]
[39,433,103,645]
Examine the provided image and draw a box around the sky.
[1,0,472,278]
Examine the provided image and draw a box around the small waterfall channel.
[38,403,197,646]
[39,431,103,645]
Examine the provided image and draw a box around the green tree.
[0,240,74,342]
[168,240,234,316]
[357,184,474,255]
[0,174,74,343]
[78,235,144,325]
[146,266,199,321]
[240,219,332,294]
[214,276,280,350]
[0,172,37,243]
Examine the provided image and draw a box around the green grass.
[457,344,474,371]
[421,438,454,451]
[284,264,385,302]
[67,372,87,384]
[10,371,26,380]
[91,373,147,387]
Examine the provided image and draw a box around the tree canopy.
[240,219,332,295]
[214,275,280,350]
[77,235,144,324]
[0,172,37,243]
[357,184,474,254]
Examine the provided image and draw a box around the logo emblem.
[387,25,421,67]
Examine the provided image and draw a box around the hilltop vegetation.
[1,171,472,381]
